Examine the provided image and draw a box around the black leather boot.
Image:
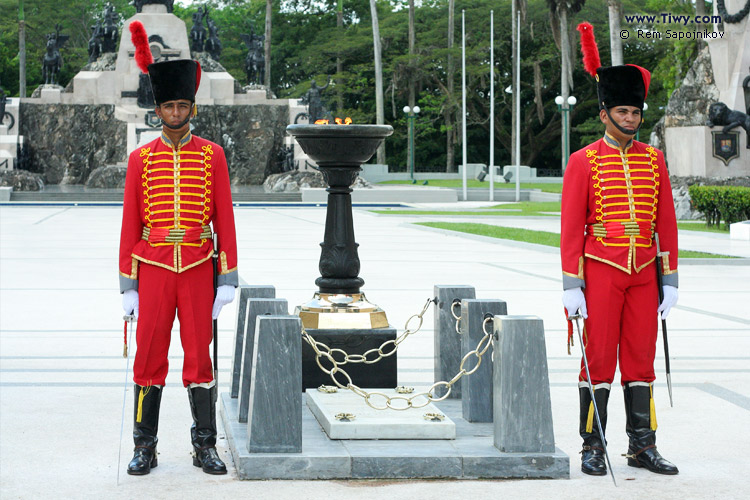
[188,385,227,475]
[127,384,162,475]
[579,385,610,476]
[624,382,679,475]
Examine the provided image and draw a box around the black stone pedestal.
[302,327,397,391]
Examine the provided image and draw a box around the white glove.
[122,289,139,320]
[212,285,235,319]
[657,285,678,320]
[562,287,588,319]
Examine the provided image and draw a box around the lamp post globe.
[403,106,419,182]
[557,95,576,173]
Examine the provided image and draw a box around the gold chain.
[300,298,495,411]
[450,299,462,334]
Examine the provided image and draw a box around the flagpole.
[461,10,467,202]
[489,10,495,202]
[515,11,521,202]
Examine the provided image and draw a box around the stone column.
[460,299,507,423]
[433,285,475,399]
[231,285,276,398]
[247,315,302,453]
[493,315,555,453]
[238,298,288,423]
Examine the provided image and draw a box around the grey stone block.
[462,452,570,479]
[345,440,462,479]
[221,393,351,479]
[493,315,556,453]
[238,298,288,423]
[231,285,276,398]
[460,299,508,423]
[433,285,475,399]
[247,315,302,453]
[220,393,569,479]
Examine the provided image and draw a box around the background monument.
[15,2,292,189]
[664,0,750,175]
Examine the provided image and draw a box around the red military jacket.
[119,131,238,292]
[560,133,678,289]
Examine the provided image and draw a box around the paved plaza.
[1,203,748,499]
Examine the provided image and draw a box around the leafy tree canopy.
[0,0,705,171]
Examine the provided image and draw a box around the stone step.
[9,191,302,203]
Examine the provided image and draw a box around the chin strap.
[161,115,192,130]
[603,105,644,136]
[158,103,195,130]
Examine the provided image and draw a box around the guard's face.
[600,105,641,139]
[155,99,193,128]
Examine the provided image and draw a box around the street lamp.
[403,105,420,183]
[636,102,648,141]
[555,95,577,172]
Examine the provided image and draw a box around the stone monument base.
[221,393,569,479]
[666,125,749,176]
[301,327,397,391]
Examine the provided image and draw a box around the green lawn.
[419,222,736,259]
[418,222,561,247]
[677,222,730,234]
[377,179,563,193]
[372,201,561,217]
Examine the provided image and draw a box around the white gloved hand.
[657,285,678,320]
[562,287,588,319]
[212,285,235,319]
[122,289,139,320]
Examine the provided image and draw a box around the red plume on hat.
[129,21,153,74]
[577,22,601,78]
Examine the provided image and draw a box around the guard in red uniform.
[561,23,679,477]
[119,21,238,476]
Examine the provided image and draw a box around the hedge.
[688,185,750,229]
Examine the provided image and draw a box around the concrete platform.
[221,393,568,480]
[1,205,749,499]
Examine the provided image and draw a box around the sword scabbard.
[123,320,128,358]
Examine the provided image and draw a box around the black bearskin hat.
[147,59,201,105]
[577,22,651,110]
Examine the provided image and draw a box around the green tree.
[0,0,135,96]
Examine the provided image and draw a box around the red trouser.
[580,258,658,385]
[133,260,214,387]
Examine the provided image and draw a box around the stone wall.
[191,104,289,185]
[651,45,720,159]
[20,103,127,185]
[18,102,290,187]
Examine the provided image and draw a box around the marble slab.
[238,298,289,423]
[433,285,475,399]
[460,299,507,423]
[306,388,456,440]
[493,315,556,453]
[230,284,276,398]
[247,316,302,453]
